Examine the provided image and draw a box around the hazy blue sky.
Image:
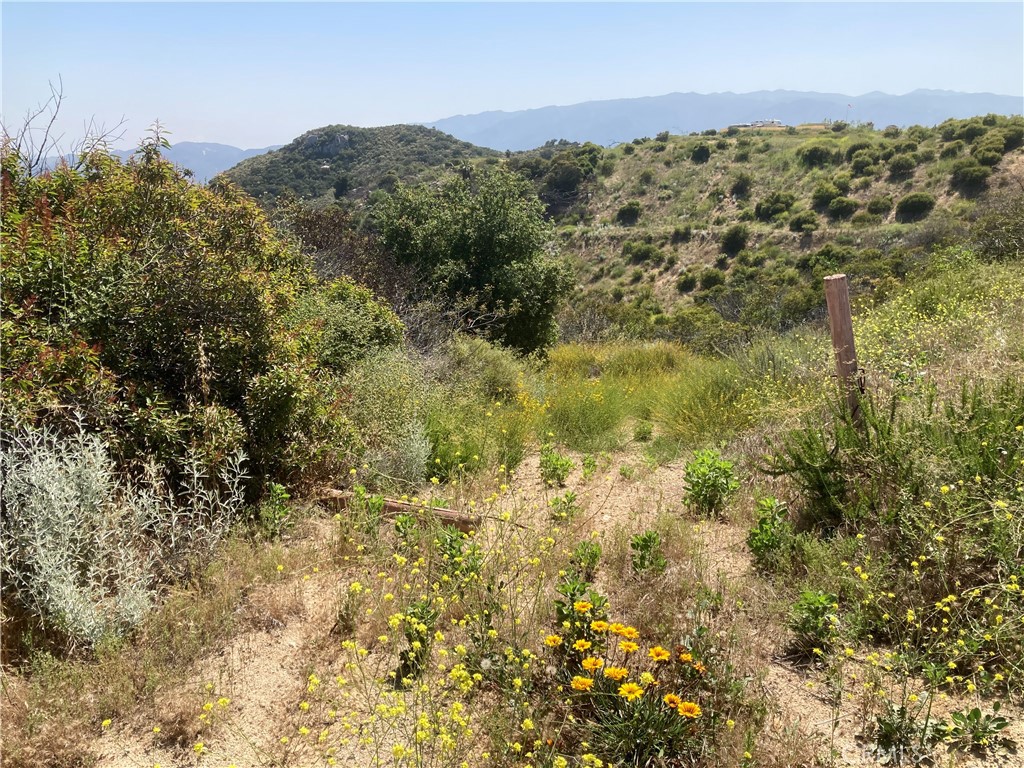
[3,2,1022,149]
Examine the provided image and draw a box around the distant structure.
[727,119,786,129]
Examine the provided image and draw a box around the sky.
[3,2,1023,150]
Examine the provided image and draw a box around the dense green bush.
[844,140,875,162]
[894,192,936,222]
[690,143,712,164]
[940,140,964,158]
[729,172,753,197]
[866,194,894,215]
[0,139,376,496]
[754,191,796,221]
[676,271,698,293]
[622,240,663,264]
[376,165,572,353]
[287,279,403,374]
[849,149,880,177]
[671,224,692,244]
[796,140,842,168]
[827,196,859,219]
[887,153,917,178]
[811,180,842,209]
[616,200,643,225]
[950,158,992,193]
[720,224,749,255]
[788,209,819,233]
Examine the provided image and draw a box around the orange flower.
[571,676,594,691]
[677,701,702,718]
[620,626,640,640]
[692,661,707,674]
[603,666,629,681]
[663,693,682,709]
[581,657,604,672]
[618,682,644,701]
[608,622,628,636]
[619,640,639,654]
[678,651,693,663]
[649,646,671,662]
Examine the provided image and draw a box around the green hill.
[536,116,1024,347]
[221,123,500,201]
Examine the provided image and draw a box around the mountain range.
[45,141,280,183]
[425,89,1024,151]
[112,141,282,182]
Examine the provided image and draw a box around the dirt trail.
[87,449,1023,768]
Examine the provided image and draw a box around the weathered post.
[824,274,863,425]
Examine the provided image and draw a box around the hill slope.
[427,89,1024,150]
[221,124,500,201]
[530,115,1024,347]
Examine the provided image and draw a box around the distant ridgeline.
[425,89,1024,151]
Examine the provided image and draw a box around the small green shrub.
[754,191,796,222]
[729,172,753,197]
[632,419,653,442]
[940,140,964,158]
[539,444,574,486]
[811,181,842,209]
[788,590,839,654]
[622,240,663,264]
[797,140,842,168]
[950,158,991,193]
[257,483,292,540]
[550,490,580,521]
[746,497,793,572]
[938,703,1013,754]
[671,224,692,244]
[698,268,725,290]
[630,530,668,575]
[570,540,602,581]
[683,449,740,516]
[887,153,917,178]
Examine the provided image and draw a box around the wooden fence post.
[824,274,864,425]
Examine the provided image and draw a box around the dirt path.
[85,449,1023,768]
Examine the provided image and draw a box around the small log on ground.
[317,489,480,534]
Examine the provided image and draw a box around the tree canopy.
[374,165,572,353]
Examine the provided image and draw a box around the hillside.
[537,115,1024,347]
[221,123,500,201]
[426,89,1024,151]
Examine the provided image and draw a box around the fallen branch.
[317,489,481,534]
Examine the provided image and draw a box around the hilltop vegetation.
[223,123,499,201]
